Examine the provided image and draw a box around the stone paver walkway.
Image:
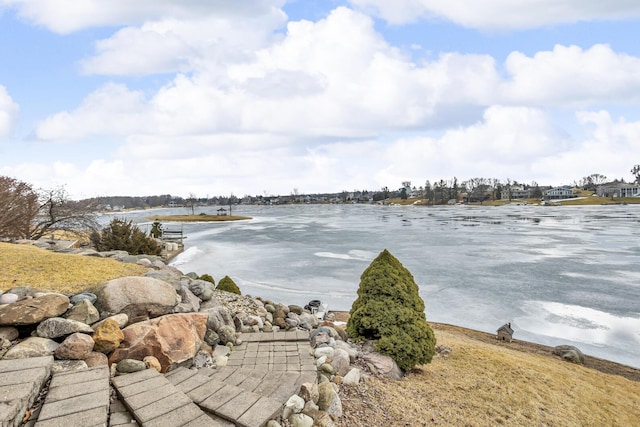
[1,331,315,427]
[0,356,52,427]
[34,366,110,427]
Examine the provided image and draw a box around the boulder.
[0,293,19,304]
[298,382,319,404]
[0,326,19,341]
[145,270,183,291]
[92,276,178,320]
[117,359,147,373]
[69,292,97,305]
[0,293,69,326]
[108,313,208,373]
[92,318,124,354]
[54,333,95,360]
[143,355,162,372]
[283,395,305,420]
[2,337,59,359]
[36,317,93,339]
[201,305,235,333]
[177,285,201,312]
[342,368,362,386]
[330,348,351,376]
[317,382,342,420]
[552,345,585,364]
[84,351,109,367]
[362,352,404,380]
[188,280,215,301]
[217,325,238,346]
[289,414,313,427]
[65,299,100,325]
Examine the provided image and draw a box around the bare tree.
[0,176,39,240]
[186,192,197,215]
[29,187,100,240]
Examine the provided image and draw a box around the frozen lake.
[122,203,640,368]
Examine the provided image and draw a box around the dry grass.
[338,326,640,427]
[149,215,252,222]
[0,242,148,293]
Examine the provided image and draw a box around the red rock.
[55,333,95,360]
[108,313,208,373]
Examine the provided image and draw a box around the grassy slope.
[0,242,148,293]
[339,326,640,426]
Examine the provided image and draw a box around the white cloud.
[38,8,502,142]
[80,12,286,76]
[0,85,19,138]
[380,106,569,185]
[0,0,285,33]
[349,0,640,29]
[502,44,640,106]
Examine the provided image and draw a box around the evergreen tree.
[217,275,241,295]
[347,249,436,371]
[91,218,162,255]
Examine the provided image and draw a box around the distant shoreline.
[148,214,252,222]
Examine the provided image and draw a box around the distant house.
[216,208,227,216]
[496,323,514,342]
[596,182,640,198]
[544,186,576,200]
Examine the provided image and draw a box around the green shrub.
[347,249,436,371]
[198,273,215,285]
[91,218,162,256]
[217,275,241,295]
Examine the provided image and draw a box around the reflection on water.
[122,203,640,367]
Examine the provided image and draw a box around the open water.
[121,204,640,368]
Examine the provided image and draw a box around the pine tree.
[347,249,436,371]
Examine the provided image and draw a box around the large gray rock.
[201,305,235,333]
[65,299,100,325]
[37,317,94,339]
[2,337,59,359]
[0,293,69,326]
[330,348,351,376]
[145,269,183,291]
[188,280,215,301]
[92,276,178,320]
[552,345,585,364]
[177,285,201,312]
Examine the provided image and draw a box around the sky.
[1,1,640,199]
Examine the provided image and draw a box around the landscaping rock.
[143,355,162,372]
[65,299,100,324]
[298,382,319,404]
[52,360,88,373]
[2,336,59,359]
[92,318,124,353]
[0,293,19,304]
[0,293,69,326]
[177,284,201,312]
[92,276,179,320]
[36,317,94,339]
[342,368,362,386]
[317,382,342,420]
[69,292,97,305]
[362,351,404,380]
[84,351,109,367]
[54,332,95,360]
[330,348,351,376]
[117,358,147,373]
[0,325,19,341]
[108,313,208,373]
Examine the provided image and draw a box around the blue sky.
[1,0,640,198]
